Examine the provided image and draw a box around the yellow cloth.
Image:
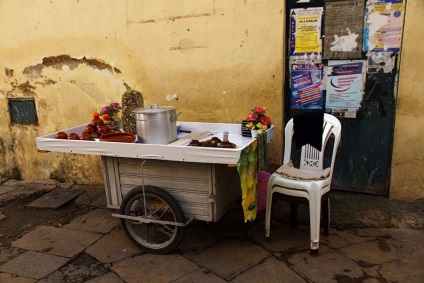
[257,131,267,171]
[237,132,268,222]
[237,140,258,222]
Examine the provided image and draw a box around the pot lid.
[132,104,176,114]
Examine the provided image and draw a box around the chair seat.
[276,162,330,180]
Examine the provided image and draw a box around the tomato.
[102,113,110,121]
[93,112,100,118]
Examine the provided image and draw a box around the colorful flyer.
[289,7,323,55]
[363,0,405,52]
[290,64,324,109]
[326,61,365,110]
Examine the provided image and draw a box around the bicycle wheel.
[120,185,185,254]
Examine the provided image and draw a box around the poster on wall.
[324,0,365,59]
[326,60,366,111]
[289,7,323,55]
[367,52,396,74]
[290,63,324,109]
[363,0,405,52]
[288,53,322,77]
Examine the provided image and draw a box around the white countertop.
[36,122,274,164]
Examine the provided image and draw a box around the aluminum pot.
[131,104,181,144]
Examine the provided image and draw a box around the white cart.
[36,122,274,253]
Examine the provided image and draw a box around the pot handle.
[170,111,182,122]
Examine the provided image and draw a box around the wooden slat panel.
[120,184,209,204]
[118,158,213,221]
[213,164,241,221]
[119,175,210,192]
[118,163,210,179]
[120,187,210,219]
[102,156,122,207]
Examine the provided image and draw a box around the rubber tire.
[120,185,185,254]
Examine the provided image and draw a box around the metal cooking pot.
[131,104,181,144]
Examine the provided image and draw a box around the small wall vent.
[8,98,38,125]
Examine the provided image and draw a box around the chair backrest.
[283,114,342,178]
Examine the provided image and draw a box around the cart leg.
[120,185,186,254]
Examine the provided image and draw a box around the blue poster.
[326,61,365,110]
[290,64,324,110]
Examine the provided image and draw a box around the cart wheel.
[120,185,185,254]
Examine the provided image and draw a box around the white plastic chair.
[265,113,341,256]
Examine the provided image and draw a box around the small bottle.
[223,131,229,143]
[220,131,234,148]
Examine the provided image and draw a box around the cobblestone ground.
[0,179,423,282]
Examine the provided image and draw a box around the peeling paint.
[23,55,122,78]
[5,68,14,77]
[34,78,57,86]
[10,81,37,96]
[330,28,359,52]
[166,93,179,101]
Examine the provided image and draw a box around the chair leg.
[290,203,298,228]
[322,198,330,235]
[310,249,319,256]
[308,186,322,254]
[265,190,273,239]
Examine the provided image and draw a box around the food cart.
[36,121,274,253]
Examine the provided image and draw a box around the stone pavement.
[0,180,423,282]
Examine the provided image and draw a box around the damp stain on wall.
[128,12,211,24]
[22,55,122,79]
[9,81,37,96]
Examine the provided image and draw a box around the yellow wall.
[0,0,285,183]
[391,0,424,200]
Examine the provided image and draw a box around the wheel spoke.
[157,206,171,220]
[150,202,167,217]
[156,225,174,237]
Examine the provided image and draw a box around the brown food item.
[220,142,236,148]
[209,137,221,147]
[81,133,95,141]
[84,124,97,133]
[100,132,136,143]
[91,118,104,127]
[187,138,236,148]
[98,125,111,136]
[68,133,80,140]
[188,140,201,146]
[200,141,209,147]
[55,132,68,139]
